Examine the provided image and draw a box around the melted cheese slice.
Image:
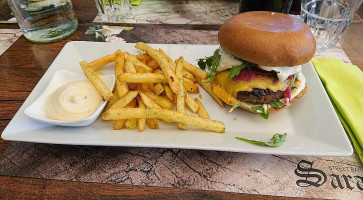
[213,70,286,96]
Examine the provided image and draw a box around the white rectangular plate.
[1,41,353,156]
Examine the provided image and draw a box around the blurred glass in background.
[301,0,363,51]
[94,0,131,23]
[6,0,78,43]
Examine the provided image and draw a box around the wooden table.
[0,1,362,199]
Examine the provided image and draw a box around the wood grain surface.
[0,0,361,199]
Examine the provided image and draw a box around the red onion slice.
[284,87,291,105]
[231,66,277,83]
[232,69,256,82]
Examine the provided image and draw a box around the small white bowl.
[24,70,115,126]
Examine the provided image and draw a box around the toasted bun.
[218,11,316,67]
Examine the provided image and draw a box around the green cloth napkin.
[311,58,363,163]
[131,0,142,5]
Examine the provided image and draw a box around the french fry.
[159,48,175,67]
[128,83,138,90]
[90,54,116,71]
[183,78,199,93]
[196,78,224,108]
[185,91,199,113]
[140,92,160,129]
[146,118,159,129]
[119,73,167,83]
[147,59,159,69]
[153,69,163,74]
[159,50,196,81]
[106,89,119,111]
[148,83,154,92]
[136,83,143,92]
[110,91,139,110]
[115,50,125,76]
[116,79,129,98]
[143,91,173,109]
[164,84,173,101]
[127,98,137,107]
[125,60,136,73]
[125,99,137,130]
[135,42,180,94]
[183,60,208,80]
[183,70,196,81]
[141,83,150,91]
[176,57,187,130]
[113,119,127,130]
[153,83,165,95]
[125,118,137,129]
[80,61,113,101]
[172,93,178,104]
[84,43,226,133]
[139,92,161,108]
[113,98,136,130]
[103,108,225,133]
[135,65,145,73]
[122,52,129,59]
[195,98,210,119]
[127,54,153,72]
[137,53,152,62]
[114,50,128,98]
[136,97,146,132]
[94,71,104,76]
[158,49,177,76]
[139,59,147,65]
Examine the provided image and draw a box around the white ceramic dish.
[24,70,115,126]
[1,41,353,156]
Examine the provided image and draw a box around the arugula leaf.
[229,102,241,112]
[228,62,253,79]
[252,106,269,119]
[197,48,221,81]
[197,59,207,70]
[236,133,287,147]
[270,100,284,108]
[211,49,221,66]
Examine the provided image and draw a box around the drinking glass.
[6,0,78,43]
[301,0,363,51]
[94,0,131,22]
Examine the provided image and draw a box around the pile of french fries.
[80,42,225,133]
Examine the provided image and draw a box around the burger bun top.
[218,11,316,67]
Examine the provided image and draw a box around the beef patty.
[237,88,284,104]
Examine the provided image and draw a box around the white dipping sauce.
[45,80,102,121]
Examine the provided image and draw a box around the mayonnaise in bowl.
[24,70,115,126]
[45,80,103,121]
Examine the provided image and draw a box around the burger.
[198,11,316,119]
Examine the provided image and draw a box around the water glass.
[6,0,78,43]
[301,0,363,51]
[94,0,131,22]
